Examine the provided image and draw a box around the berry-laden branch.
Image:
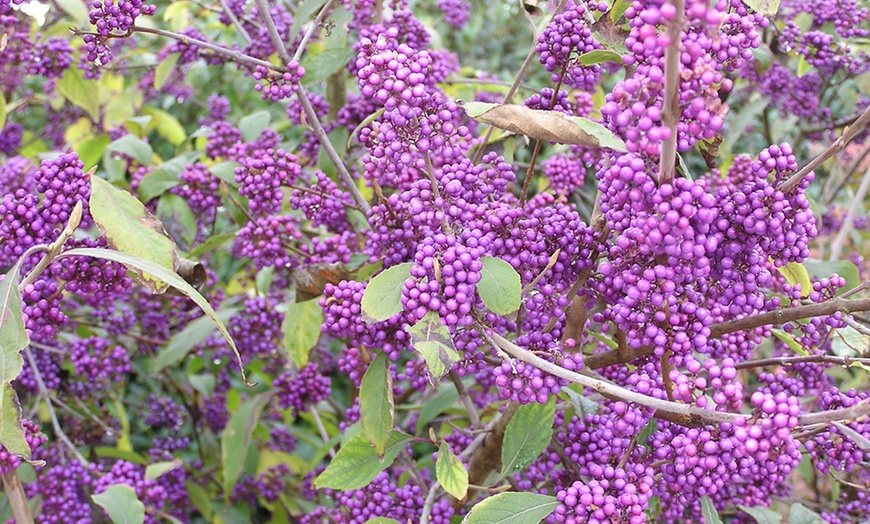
[780,103,870,193]
[253,0,371,214]
[657,0,686,185]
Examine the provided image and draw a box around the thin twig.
[829,163,870,260]
[218,0,252,42]
[708,297,870,339]
[733,354,870,370]
[20,201,82,289]
[657,0,685,184]
[780,103,870,193]
[291,0,337,63]
[23,347,87,464]
[309,408,336,459]
[449,371,481,428]
[823,146,870,206]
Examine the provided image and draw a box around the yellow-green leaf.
[436,441,468,500]
[281,299,323,368]
[89,176,178,293]
[359,353,393,456]
[56,67,101,121]
[154,53,180,91]
[775,261,811,298]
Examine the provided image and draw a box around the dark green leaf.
[360,353,394,455]
[222,392,273,496]
[157,194,198,248]
[501,397,555,476]
[314,430,412,490]
[361,263,413,323]
[562,386,598,418]
[417,387,459,432]
[186,481,214,520]
[637,417,658,449]
[437,441,468,500]
[238,111,271,143]
[89,175,178,293]
[155,307,239,371]
[281,299,323,368]
[463,492,558,524]
[92,484,146,524]
[289,0,329,41]
[478,257,522,316]
[701,495,723,524]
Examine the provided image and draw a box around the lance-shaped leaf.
[462,102,627,152]
[0,383,29,458]
[89,175,178,293]
[701,495,723,524]
[359,353,394,455]
[501,397,555,477]
[222,392,273,496]
[59,247,252,386]
[0,256,29,384]
[404,312,460,382]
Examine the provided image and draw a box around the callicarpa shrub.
[2,0,870,522]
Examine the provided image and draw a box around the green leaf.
[501,397,555,477]
[562,386,598,418]
[437,441,468,500]
[142,107,187,146]
[303,48,358,86]
[701,495,723,524]
[361,263,413,323]
[222,393,273,496]
[210,161,242,186]
[0,92,6,130]
[108,133,154,167]
[577,49,623,66]
[314,430,412,490]
[1,256,30,384]
[186,481,214,520]
[238,110,272,143]
[417,387,459,432]
[0,383,30,458]
[796,56,812,77]
[157,193,198,248]
[737,504,782,524]
[775,262,811,298]
[788,503,824,524]
[74,134,111,170]
[289,0,329,41]
[360,353,394,456]
[637,417,658,449]
[463,492,558,524]
[281,299,323,368]
[155,307,239,371]
[89,175,178,293]
[363,519,400,524]
[56,65,100,121]
[154,53,180,91]
[609,0,631,22]
[56,0,89,24]
[478,257,522,316]
[144,459,182,480]
[831,325,870,357]
[92,484,146,524]
[742,0,783,16]
[771,328,809,356]
[802,259,861,294]
[404,312,460,382]
[187,231,237,259]
[59,247,251,386]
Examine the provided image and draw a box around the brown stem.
[708,297,870,339]
[460,402,520,509]
[2,471,34,524]
[733,354,870,370]
[657,0,686,185]
[780,103,870,193]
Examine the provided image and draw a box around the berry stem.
[658,0,685,185]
